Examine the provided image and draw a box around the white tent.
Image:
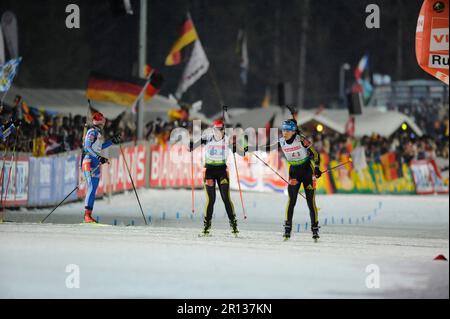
[226,106,292,128]
[305,108,423,137]
[225,106,422,137]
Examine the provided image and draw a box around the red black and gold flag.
[21,101,35,124]
[86,71,163,107]
[165,13,198,66]
[380,152,400,181]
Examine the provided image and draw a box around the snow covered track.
[0,190,448,298]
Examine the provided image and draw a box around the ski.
[79,222,111,227]
[198,232,212,238]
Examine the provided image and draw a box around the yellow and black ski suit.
[191,134,237,227]
[275,133,321,234]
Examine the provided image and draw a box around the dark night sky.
[0,0,433,115]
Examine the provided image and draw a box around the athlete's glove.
[243,145,249,155]
[314,166,322,179]
[111,134,121,144]
[97,156,109,164]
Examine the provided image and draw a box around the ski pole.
[0,146,8,223]
[119,144,147,225]
[190,146,195,214]
[0,121,15,210]
[0,142,10,212]
[2,125,20,212]
[233,152,247,220]
[41,185,80,224]
[223,105,247,220]
[2,143,16,211]
[41,163,101,223]
[251,152,308,201]
[321,159,353,174]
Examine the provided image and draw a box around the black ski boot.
[200,220,212,237]
[312,224,320,241]
[230,219,239,236]
[283,222,292,241]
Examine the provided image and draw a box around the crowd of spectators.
[311,102,449,166]
[0,96,138,156]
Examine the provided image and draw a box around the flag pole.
[188,11,224,107]
[137,0,148,141]
[207,68,224,107]
[0,90,9,108]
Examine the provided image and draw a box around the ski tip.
[198,233,212,238]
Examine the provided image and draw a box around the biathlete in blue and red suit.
[81,112,121,223]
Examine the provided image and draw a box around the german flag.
[86,71,163,107]
[165,13,198,66]
[21,101,35,124]
[380,152,400,181]
[143,65,164,99]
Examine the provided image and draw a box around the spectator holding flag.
[0,57,22,104]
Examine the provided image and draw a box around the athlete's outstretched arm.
[101,140,113,149]
[102,133,121,149]
[189,137,207,151]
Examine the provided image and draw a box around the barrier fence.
[1,142,448,208]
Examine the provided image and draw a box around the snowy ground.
[0,189,448,298]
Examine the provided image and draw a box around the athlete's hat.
[92,112,105,126]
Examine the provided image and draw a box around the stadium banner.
[410,159,449,195]
[53,152,79,205]
[149,143,203,189]
[27,156,55,206]
[329,156,376,194]
[229,151,287,193]
[316,153,334,194]
[27,152,79,207]
[370,163,416,194]
[78,143,148,198]
[0,155,29,207]
[261,152,289,193]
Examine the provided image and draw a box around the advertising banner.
[410,159,449,194]
[0,155,29,207]
[149,144,204,188]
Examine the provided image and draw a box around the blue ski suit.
[82,126,113,211]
